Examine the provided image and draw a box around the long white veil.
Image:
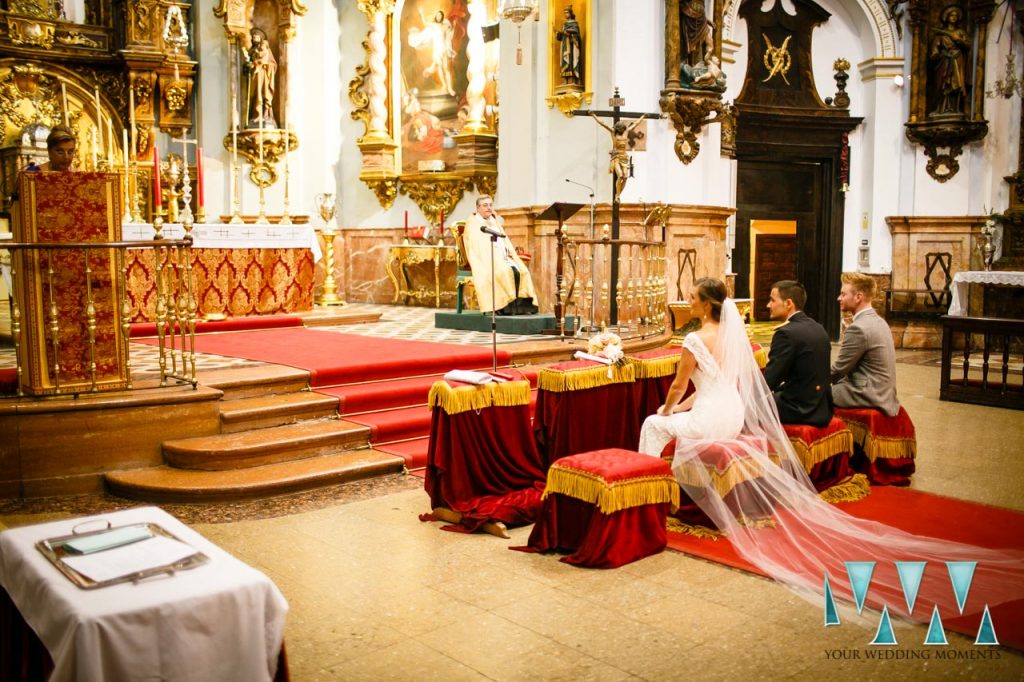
[672,298,1024,630]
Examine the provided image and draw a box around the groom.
[763,280,833,427]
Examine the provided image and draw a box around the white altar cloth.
[0,506,288,682]
[947,270,1024,316]
[122,222,322,260]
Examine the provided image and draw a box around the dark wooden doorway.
[753,233,797,321]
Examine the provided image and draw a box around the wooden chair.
[449,220,473,314]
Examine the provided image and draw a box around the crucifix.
[572,87,660,325]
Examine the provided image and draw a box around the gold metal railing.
[4,239,196,396]
[555,229,668,340]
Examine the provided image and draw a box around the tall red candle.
[440,209,444,231]
[152,146,162,209]
[404,210,408,237]
[196,147,205,209]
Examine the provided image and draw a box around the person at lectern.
[40,125,78,172]
[462,195,539,315]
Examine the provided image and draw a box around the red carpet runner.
[667,486,1024,650]
[130,313,304,337]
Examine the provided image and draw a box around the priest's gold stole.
[14,171,128,395]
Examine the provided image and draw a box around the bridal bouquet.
[586,331,625,365]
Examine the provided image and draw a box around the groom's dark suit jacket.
[764,311,833,427]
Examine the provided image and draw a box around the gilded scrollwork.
[56,31,100,48]
[349,39,372,133]
[0,65,63,135]
[397,175,470,227]
[659,90,726,165]
[222,128,297,187]
[6,17,55,48]
[366,178,398,210]
[545,91,593,118]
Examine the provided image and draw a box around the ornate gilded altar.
[385,243,459,308]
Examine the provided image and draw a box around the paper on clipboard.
[60,535,199,584]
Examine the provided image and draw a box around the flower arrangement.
[587,331,625,365]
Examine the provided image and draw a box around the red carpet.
[667,487,1024,649]
[130,313,303,338]
[376,437,431,471]
[136,328,511,386]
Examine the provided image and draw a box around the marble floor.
[2,320,1024,679]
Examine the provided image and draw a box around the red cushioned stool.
[835,406,917,486]
[783,417,856,493]
[666,435,775,528]
[519,449,679,568]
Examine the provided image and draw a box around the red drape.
[534,382,641,467]
[423,402,546,532]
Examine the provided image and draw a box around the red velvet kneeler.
[783,417,859,495]
[519,449,679,568]
[835,406,917,486]
[534,360,639,467]
[422,375,546,532]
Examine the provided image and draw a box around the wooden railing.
[940,315,1024,410]
[4,239,196,396]
[554,230,667,340]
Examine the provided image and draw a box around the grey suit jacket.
[830,308,901,417]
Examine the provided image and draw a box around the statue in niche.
[679,0,724,91]
[244,27,278,128]
[408,10,457,97]
[929,5,969,116]
[555,6,583,91]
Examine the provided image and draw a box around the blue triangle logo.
[845,561,876,614]
[975,605,1000,645]
[895,561,927,616]
[823,573,840,626]
[924,605,948,645]
[870,605,898,645]
[946,562,977,614]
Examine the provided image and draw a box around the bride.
[641,277,1023,631]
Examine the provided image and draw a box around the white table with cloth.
[0,506,288,682]
[947,270,1024,316]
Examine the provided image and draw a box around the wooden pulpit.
[13,171,128,395]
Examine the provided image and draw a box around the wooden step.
[196,365,310,401]
[220,392,339,433]
[300,309,382,327]
[105,449,404,503]
[162,419,371,470]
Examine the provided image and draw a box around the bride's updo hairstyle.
[694,277,727,322]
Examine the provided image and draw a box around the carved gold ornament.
[365,178,398,210]
[762,34,792,84]
[56,31,100,48]
[546,90,593,118]
[397,175,470,227]
[6,17,55,48]
[164,82,187,112]
[659,91,726,165]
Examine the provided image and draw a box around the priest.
[462,195,538,315]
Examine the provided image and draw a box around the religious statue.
[929,5,969,116]
[408,10,457,97]
[680,0,714,69]
[244,27,278,128]
[589,112,646,202]
[555,6,583,91]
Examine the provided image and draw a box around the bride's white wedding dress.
[641,299,1024,632]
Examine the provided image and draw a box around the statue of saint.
[590,113,646,203]
[408,10,457,97]
[680,0,714,69]
[555,7,583,90]
[244,27,278,127]
[929,5,969,116]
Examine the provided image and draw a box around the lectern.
[536,202,583,338]
[13,171,128,395]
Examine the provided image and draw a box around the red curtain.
[534,383,642,467]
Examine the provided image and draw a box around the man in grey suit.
[831,272,901,417]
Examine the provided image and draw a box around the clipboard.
[35,522,209,589]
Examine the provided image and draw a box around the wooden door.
[753,234,797,321]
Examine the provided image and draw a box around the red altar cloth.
[534,360,639,466]
[835,406,917,486]
[422,374,545,532]
[519,449,677,568]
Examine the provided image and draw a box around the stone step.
[197,365,310,401]
[104,449,404,503]
[220,392,339,433]
[162,419,371,470]
[300,309,382,327]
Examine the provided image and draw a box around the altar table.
[385,243,458,308]
[947,270,1024,316]
[424,373,545,531]
[0,507,288,682]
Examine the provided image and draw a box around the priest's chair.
[449,220,474,314]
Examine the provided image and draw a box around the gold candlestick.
[314,193,345,306]
[280,128,292,225]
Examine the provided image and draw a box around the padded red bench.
[520,449,678,568]
[783,417,864,499]
[834,406,917,486]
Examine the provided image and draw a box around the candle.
[60,83,69,126]
[128,82,136,160]
[122,129,129,169]
[90,126,98,170]
[152,145,162,209]
[258,113,264,165]
[196,147,204,210]
[106,116,114,168]
[94,86,102,145]
[122,128,130,219]
[404,210,408,236]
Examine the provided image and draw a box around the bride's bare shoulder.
[695,326,719,352]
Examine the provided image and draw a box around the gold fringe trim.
[674,456,766,499]
[737,514,776,529]
[543,465,680,513]
[667,517,722,539]
[627,354,679,379]
[537,363,636,392]
[844,421,918,461]
[427,380,531,415]
[819,474,871,504]
[788,429,855,471]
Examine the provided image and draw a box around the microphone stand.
[489,230,498,371]
[565,179,597,336]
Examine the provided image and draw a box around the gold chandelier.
[499,0,539,64]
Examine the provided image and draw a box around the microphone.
[565,178,595,197]
[480,224,504,238]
